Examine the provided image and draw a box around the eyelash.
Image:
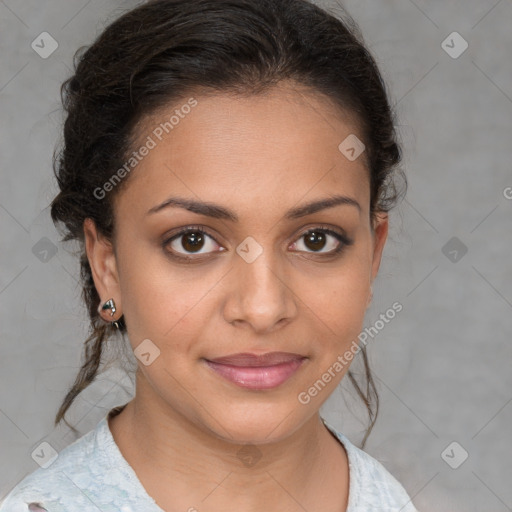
[162,224,353,262]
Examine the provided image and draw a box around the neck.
[108,379,349,512]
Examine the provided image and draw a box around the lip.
[205,352,306,390]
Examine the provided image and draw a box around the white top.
[1,406,419,511]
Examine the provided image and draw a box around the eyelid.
[292,223,350,241]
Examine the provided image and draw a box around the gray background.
[1,0,511,510]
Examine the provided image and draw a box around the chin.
[201,402,310,446]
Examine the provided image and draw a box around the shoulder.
[323,421,419,512]
[0,415,124,512]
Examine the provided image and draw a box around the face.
[85,81,388,444]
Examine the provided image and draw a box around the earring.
[101,298,116,316]
[99,298,121,330]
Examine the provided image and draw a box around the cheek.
[299,258,370,350]
[116,243,202,339]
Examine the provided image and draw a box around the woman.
[1,0,417,510]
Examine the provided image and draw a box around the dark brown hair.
[50,0,405,448]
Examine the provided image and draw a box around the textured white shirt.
[1,407,419,511]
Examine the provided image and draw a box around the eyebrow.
[146,194,361,221]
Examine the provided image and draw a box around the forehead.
[116,82,369,218]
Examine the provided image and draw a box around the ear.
[83,218,122,322]
[367,212,389,304]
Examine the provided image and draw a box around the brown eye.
[164,227,222,259]
[304,230,328,251]
[180,231,205,253]
[290,227,352,255]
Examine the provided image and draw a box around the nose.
[222,248,297,334]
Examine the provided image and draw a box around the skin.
[84,80,388,512]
